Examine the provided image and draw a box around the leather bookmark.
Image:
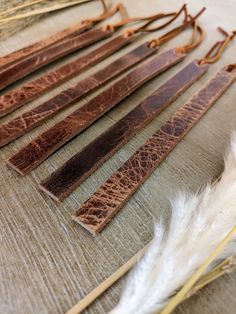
[0,8,180,117]
[0,2,132,89]
[0,28,112,91]
[39,61,209,201]
[7,48,185,175]
[72,65,236,235]
[0,34,132,117]
[38,28,235,201]
[0,0,109,71]
[0,43,157,146]
[0,20,91,72]
[0,6,183,132]
[6,8,205,175]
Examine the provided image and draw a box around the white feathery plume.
[110,132,236,314]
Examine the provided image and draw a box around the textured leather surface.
[0,22,91,72]
[39,61,209,201]
[7,48,185,175]
[0,34,132,118]
[72,67,236,235]
[0,28,112,91]
[0,42,156,146]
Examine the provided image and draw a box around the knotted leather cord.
[198,28,236,65]
[124,3,187,35]
[81,1,127,25]
[103,13,172,33]
[227,64,236,72]
[101,3,189,34]
[118,4,187,38]
[100,0,109,13]
[148,7,205,50]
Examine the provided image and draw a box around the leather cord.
[149,7,205,50]
[81,0,123,24]
[102,4,188,33]
[227,64,236,72]
[199,27,236,64]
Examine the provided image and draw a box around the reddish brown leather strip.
[7,48,185,175]
[0,28,112,91]
[39,61,209,201]
[0,34,132,118]
[0,22,92,71]
[73,66,236,235]
[0,42,156,146]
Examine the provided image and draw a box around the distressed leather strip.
[7,48,185,175]
[39,61,209,201]
[0,22,92,71]
[0,28,112,91]
[72,66,236,235]
[0,34,132,118]
[0,43,155,146]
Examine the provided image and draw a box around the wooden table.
[1,1,236,313]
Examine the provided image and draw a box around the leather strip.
[0,22,92,71]
[72,66,236,235]
[39,61,209,201]
[7,48,185,175]
[0,28,112,91]
[0,42,156,146]
[0,34,132,118]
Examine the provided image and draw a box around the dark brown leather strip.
[72,66,236,235]
[0,22,92,71]
[7,48,185,175]
[0,42,156,147]
[0,34,132,118]
[0,27,112,91]
[39,61,209,201]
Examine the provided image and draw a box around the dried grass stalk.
[0,0,93,40]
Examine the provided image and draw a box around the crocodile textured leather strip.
[72,66,236,235]
[0,43,156,147]
[0,22,92,71]
[0,27,112,91]
[0,34,132,118]
[39,61,209,201]
[7,48,185,175]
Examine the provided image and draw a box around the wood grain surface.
[0,1,236,314]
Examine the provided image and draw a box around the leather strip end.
[6,159,26,176]
[72,214,100,236]
[38,183,63,202]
